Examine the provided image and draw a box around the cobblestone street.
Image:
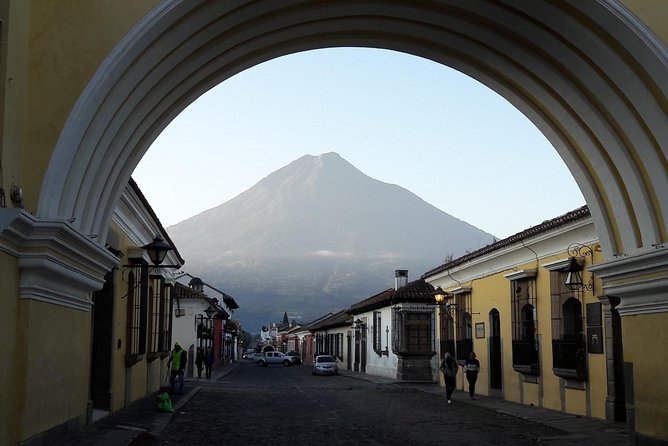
[55,361,629,446]
[155,362,566,446]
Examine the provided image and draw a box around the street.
[155,361,565,445]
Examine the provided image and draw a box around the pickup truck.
[256,351,292,367]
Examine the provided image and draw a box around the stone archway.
[3,1,666,442]
[39,1,666,268]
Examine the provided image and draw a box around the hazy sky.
[134,48,585,240]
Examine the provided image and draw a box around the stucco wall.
[622,313,668,439]
[20,300,91,441]
[6,0,158,212]
[429,220,612,421]
[0,252,20,442]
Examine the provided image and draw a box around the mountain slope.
[167,152,494,331]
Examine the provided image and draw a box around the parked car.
[252,352,265,363]
[256,351,292,367]
[312,355,338,375]
[285,351,301,365]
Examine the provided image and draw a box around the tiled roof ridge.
[307,309,351,331]
[422,205,590,279]
[348,288,395,311]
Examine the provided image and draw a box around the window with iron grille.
[392,307,435,355]
[316,333,325,354]
[148,276,172,359]
[125,262,148,367]
[147,276,163,359]
[550,270,587,380]
[439,307,454,359]
[511,279,539,375]
[373,311,382,353]
[335,333,343,360]
[161,284,173,354]
[455,293,473,361]
[406,313,431,354]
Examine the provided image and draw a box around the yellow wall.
[7,0,157,212]
[19,300,92,441]
[455,249,610,421]
[468,272,513,397]
[0,252,20,443]
[110,227,130,412]
[108,225,169,412]
[622,313,668,439]
[621,0,668,43]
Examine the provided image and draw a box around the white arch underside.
[39,0,668,260]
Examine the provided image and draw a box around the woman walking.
[464,352,480,399]
[440,352,459,403]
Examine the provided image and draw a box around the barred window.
[161,284,173,354]
[550,270,587,380]
[392,308,435,355]
[126,262,148,366]
[511,278,539,375]
[334,333,343,360]
[373,311,382,352]
[406,313,431,354]
[439,307,454,358]
[454,293,473,361]
[147,275,170,359]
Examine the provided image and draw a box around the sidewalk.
[53,362,240,446]
[337,368,630,445]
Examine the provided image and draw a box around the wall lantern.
[204,306,216,319]
[564,243,598,292]
[141,236,174,266]
[431,286,459,316]
[432,286,448,305]
[565,257,585,291]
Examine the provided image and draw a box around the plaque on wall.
[587,326,604,353]
[475,322,485,339]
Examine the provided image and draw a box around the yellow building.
[0,177,183,444]
[0,1,666,444]
[423,207,627,430]
[96,179,184,416]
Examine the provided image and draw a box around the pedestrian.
[440,352,458,403]
[204,347,214,379]
[464,351,480,399]
[168,342,188,394]
[195,347,204,379]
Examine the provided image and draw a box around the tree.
[241,330,253,349]
[283,312,289,324]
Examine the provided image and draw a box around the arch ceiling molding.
[39,0,667,260]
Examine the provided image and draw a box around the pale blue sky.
[134,48,585,239]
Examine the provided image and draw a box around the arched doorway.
[488,309,502,393]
